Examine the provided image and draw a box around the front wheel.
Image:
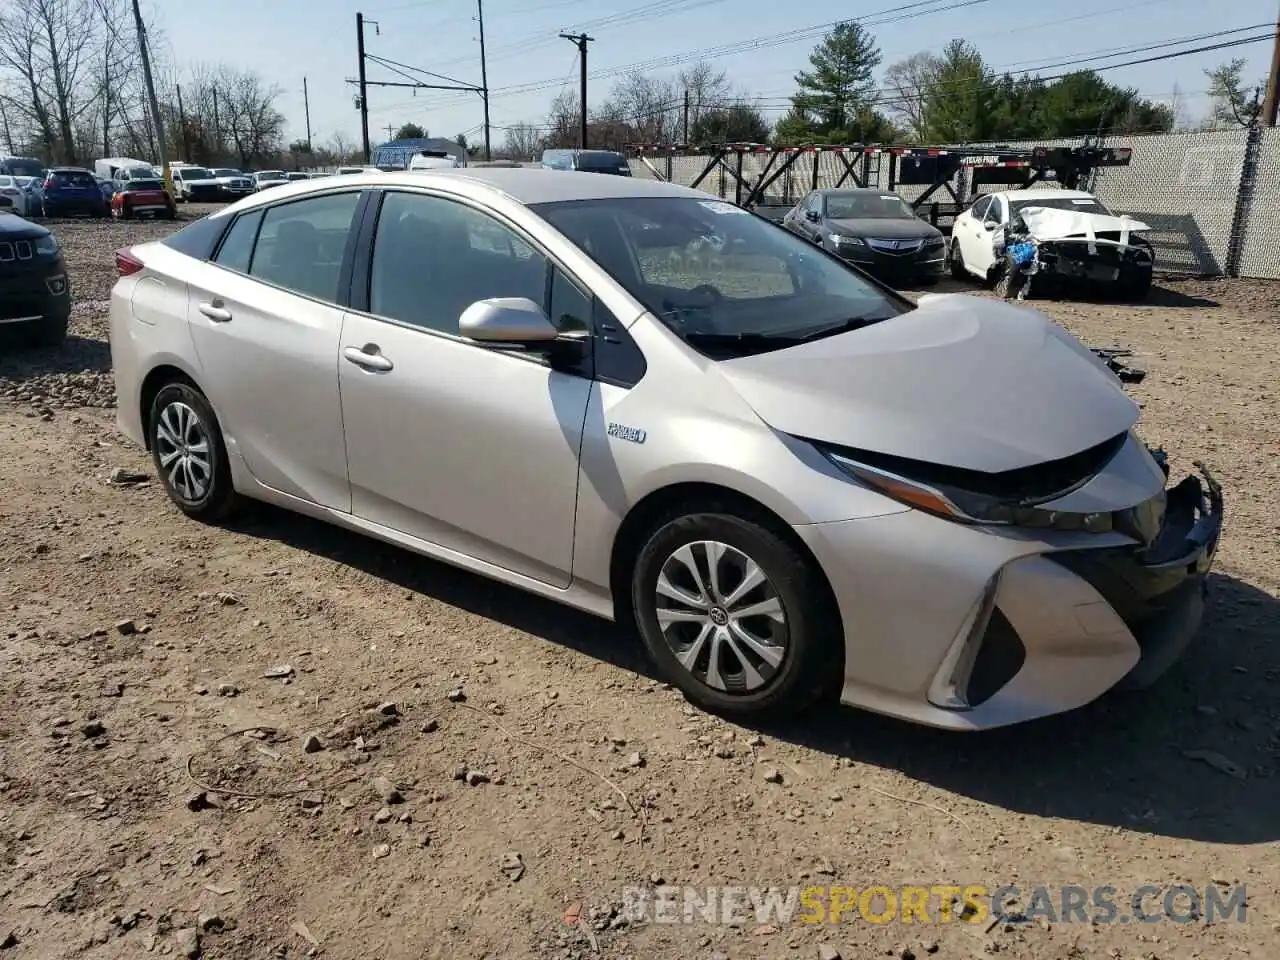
[148,382,242,522]
[631,511,839,719]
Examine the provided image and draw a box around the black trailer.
[626,143,1133,235]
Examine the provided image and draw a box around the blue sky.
[159,0,1276,148]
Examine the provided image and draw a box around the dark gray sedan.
[782,188,945,284]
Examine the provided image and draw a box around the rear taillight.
[115,249,144,277]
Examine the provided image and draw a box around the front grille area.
[866,237,924,255]
[0,240,33,261]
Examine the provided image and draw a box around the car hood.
[0,215,48,238]
[827,217,939,239]
[1018,207,1151,241]
[716,293,1138,472]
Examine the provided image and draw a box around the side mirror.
[805,210,821,223]
[459,297,559,345]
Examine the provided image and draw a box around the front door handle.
[198,300,231,322]
[343,344,393,372]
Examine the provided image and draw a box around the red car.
[111,178,177,220]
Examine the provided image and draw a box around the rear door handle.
[198,300,232,322]
[343,345,394,372]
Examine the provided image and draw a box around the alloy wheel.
[154,401,213,503]
[654,540,789,694]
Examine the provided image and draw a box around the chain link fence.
[631,128,1280,279]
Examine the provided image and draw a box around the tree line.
[507,22,1265,155]
[0,0,356,169]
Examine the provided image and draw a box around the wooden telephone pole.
[130,0,166,165]
[560,33,593,149]
[1262,2,1280,126]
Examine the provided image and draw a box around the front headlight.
[923,236,945,249]
[35,234,59,256]
[821,448,1114,532]
[830,234,865,247]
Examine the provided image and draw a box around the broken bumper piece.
[1049,462,1224,690]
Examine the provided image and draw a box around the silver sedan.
[107,169,1223,730]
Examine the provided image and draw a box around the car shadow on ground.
[232,504,1279,846]
[0,335,110,380]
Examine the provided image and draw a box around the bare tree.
[676,60,730,132]
[882,52,939,141]
[600,69,678,144]
[501,121,542,160]
[544,89,579,148]
[0,0,98,163]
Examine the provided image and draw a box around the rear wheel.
[631,510,840,719]
[148,382,242,522]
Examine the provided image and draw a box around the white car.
[0,175,35,216]
[949,189,1154,300]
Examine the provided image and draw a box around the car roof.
[223,167,701,212]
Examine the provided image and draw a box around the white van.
[407,150,463,171]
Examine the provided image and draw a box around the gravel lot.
[1,209,1277,960]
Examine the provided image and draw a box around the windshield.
[180,168,212,180]
[533,196,909,358]
[126,167,160,178]
[211,169,239,177]
[258,170,286,179]
[576,152,630,174]
[337,167,364,175]
[824,192,915,220]
[52,170,95,186]
[126,179,165,191]
[1010,195,1110,216]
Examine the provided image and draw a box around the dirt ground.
[0,207,1277,960]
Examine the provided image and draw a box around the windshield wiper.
[784,315,891,343]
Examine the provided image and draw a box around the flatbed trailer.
[627,143,1133,235]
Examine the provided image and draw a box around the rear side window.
[213,210,264,273]
[160,215,231,260]
[249,192,361,302]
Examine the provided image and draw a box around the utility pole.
[477,0,491,160]
[560,33,593,149]
[356,12,372,161]
[682,89,690,144]
[130,0,166,166]
[175,83,188,162]
[303,76,313,150]
[0,100,13,154]
[1262,2,1280,126]
[384,124,395,139]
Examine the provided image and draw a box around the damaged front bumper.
[1049,459,1224,689]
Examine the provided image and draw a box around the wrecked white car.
[950,189,1155,301]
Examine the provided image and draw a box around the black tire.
[631,510,840,719]
[1117,267,1152,302]
[148,381,242,522]
[993,258,1018,299]
[949,240,968,280]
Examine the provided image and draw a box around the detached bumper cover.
[1049,463,1223,689]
